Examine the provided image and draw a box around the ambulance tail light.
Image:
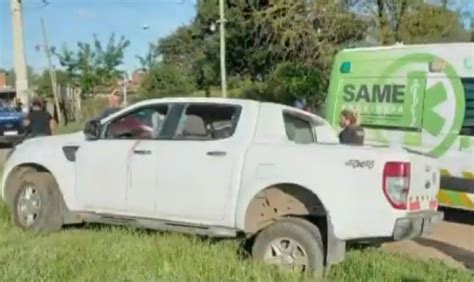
[383,162,411,210]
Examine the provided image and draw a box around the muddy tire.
[11,171,63,233]
[252,217,325,275]
[4,167,35,208]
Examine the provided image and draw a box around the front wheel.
[11,171,63,233]
[252,217,325,274]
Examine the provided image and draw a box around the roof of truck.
[141,97,259,105]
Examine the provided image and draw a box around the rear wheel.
[11,171,63,233]
[252,217,325,274]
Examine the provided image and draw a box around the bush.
[139,64,196,98]
[266,62,326,107]
[228,63,326,109]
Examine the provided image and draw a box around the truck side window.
[174,104,241,140]
[461,78,474,136]
[283,112,315,144]
[104,105,169,140]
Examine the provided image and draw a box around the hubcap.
[17,185,41,227]
[263,237,308,271]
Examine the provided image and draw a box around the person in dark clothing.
[339,109,365,145]
[23,98,56,137]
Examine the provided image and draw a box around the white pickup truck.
[1,98,443,273]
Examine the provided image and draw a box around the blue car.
[0,105,25,146]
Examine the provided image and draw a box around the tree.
[139,63,195,98]
[54,33,130,96]
[266,62,326,107]
[248,1,367,75]
[35,69,70,97]
[139,0,469,105]
[136,43,160,72]
[358,0,470,44]
[1,66,39,89]
[141,0,367,104]
[140,15,221,97]
[398,3,470,43]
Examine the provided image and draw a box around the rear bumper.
[392,211,444,241]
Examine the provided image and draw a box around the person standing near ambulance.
[339,109,365,145]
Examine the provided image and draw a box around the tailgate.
[407,150,440,211]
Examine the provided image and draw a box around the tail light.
[383,162,411,210]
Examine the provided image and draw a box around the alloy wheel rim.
[263,237,308,271]
[17,185,41,227]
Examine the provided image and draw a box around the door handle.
[133,149,152,155]
[207,151,227,157]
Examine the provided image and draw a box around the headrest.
[182,115,207,137]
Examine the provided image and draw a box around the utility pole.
[41,18,63,125]
[219,0,227,98]
[10,0,29,112]
[122,74,129,106]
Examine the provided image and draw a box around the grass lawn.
[0,202,471,282]
[0,123,472,281]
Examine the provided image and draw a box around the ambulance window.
[461,78,474,136]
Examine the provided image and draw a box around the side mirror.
[83,120,101,141]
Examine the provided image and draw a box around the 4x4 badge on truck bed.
[345,160,375,169]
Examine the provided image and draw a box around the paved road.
[0,149,472,269]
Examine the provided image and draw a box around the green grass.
[0,203,471,282]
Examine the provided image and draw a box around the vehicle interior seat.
[180,115,209,139]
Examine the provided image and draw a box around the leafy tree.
[266,62,326,107]
[1,66,40,89]
[399,3,470,43]
[54,33,130,96]
[35,69,70,97]
[137,43,160,71]
[139,0,469,105]
[358,0,470,44]
[141,0,366,103]
[139,63,196,98]
[247,1,367,76]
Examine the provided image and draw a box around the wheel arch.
[242,182,346,266]
[3,162,81,224]
[243,183,327,234]
[4,163,56,207]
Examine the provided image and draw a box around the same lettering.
[343,84,405,104]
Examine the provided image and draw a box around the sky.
[1,0,472,74]
[1,0,197,73]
